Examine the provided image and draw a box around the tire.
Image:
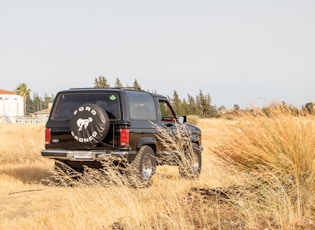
[70,103,110,149]
[179,143,202,179]
[126,146,156,188]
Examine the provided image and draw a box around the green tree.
[25,93,36,114]
[94,76,110,88]
[181,99,190,115]
[43,93,53,109]
[171,90,183,116]
[187,94,196,115]
[26,96,33,114]
[15,82,31,116]
[23,93,53,113]
[196,90,212,118]
[33,93,42,111]
[114,78,123,88]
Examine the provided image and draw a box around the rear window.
[51,93,120,120]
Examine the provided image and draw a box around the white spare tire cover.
[70,103,110,149]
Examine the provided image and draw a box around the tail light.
[45,128,51,145]
[119,128,130,147]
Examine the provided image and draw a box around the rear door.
[46,90,121,150]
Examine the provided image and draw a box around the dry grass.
[0,124,45,164]
[210,106,315,229]
[0,111,314,229]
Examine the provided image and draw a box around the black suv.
[41,88,202,184]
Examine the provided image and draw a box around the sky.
[1,0,314,109]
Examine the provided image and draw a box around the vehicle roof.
[57,87,167,99]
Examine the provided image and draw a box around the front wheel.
[126,146,156,188]
[179,143,202,179]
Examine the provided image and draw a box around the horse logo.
[77,117,93,131]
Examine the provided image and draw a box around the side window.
[127,91,157,121]
[159,100,176,121]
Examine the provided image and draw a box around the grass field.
[0,109,314,229]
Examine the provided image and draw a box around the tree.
[94,76,110,88]
[181,99,190,115]
[171,90,183,116]
[15,82,31,116]
[218,105,226,111]
[133,79,141,90]
[187,94,196,115]
[233,104,240,111]
[196,90,212,118]
[305,102,315,114]
[114,78,123,88]
[43,93,53,109]
[33,93,42,111]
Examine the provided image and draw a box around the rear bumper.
[41,149,136,161]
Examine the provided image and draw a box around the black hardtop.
[57,87,129,94]
[57,87,167,99]
[50,87,169,122]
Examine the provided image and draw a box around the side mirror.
[178,116,187,124]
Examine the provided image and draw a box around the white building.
[0,89,24,122]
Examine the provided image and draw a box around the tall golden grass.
[210,105,315,229]
[0,108,314,229]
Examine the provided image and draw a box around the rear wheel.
[126,146,156,188]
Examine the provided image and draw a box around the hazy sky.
[1,0,314,109]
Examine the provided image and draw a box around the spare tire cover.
[70,103,110,149]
